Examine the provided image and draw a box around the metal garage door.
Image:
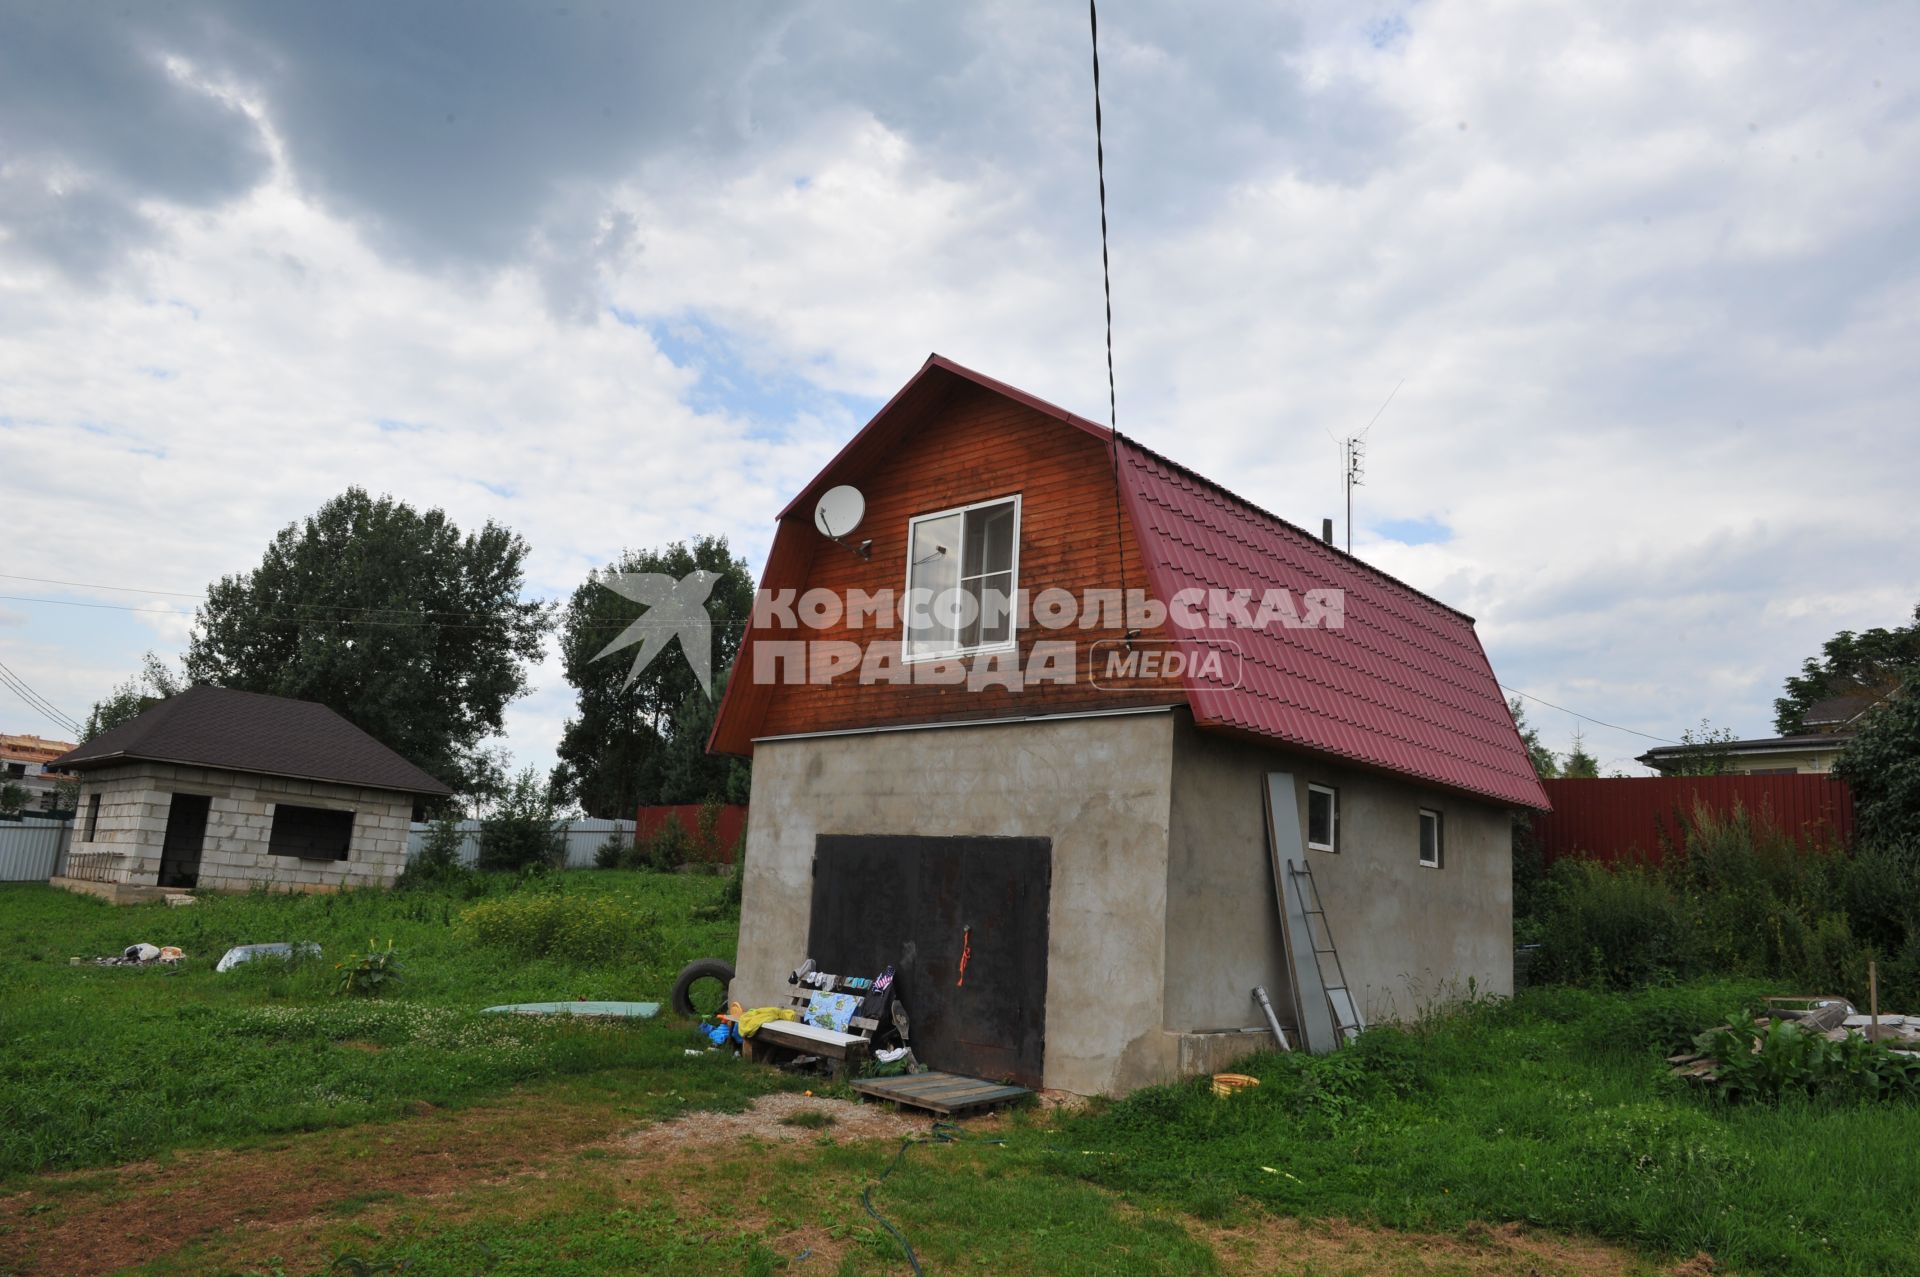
[809,835,1051,1089]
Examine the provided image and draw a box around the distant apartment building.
[0,732,80,811]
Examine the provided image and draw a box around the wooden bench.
[739,980,891,1079]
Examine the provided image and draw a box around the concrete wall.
[736,707,1512,1095]
[735,710,1179,1097]
[1167,720,1514,1023]
[1163,717,1298,1034]
[65,762,414,891]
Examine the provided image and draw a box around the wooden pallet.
[851,1071,1031,1116]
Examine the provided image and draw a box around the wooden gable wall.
[717,381,1186,752]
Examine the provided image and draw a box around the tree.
[0,783,26,818]
[656,673,752,807]
[1835,677,1920,850]
[1664,719,1737,777]
[1561,727,1601,779]
[1774,605,1920,734]
[1507,696,1559,779]
[476,768,565,872]
[551,536,753,818]
[184,488,549,797]
[82,652,185,740]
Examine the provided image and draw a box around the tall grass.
[1523,802,1920,1006]
[0,871,740,1176]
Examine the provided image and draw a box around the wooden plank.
[867,1073,1006,1098]
[866,1071,974,1091]
[851,1071,1031,1116]
[877,1079,990,1100]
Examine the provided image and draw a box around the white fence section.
[405,818,635,870]
[0,817,72,882]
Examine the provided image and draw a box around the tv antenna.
[1340,436,1365,553]
[1338,379,1401,553]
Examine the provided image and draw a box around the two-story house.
[709,355,1548,1096]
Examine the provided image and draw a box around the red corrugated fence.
[1533,775,1854,865]
[633,803,747,863]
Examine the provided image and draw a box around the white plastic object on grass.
[214,941,322,973]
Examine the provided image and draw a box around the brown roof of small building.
[50,685,452,796]
[1799,689,1890,731]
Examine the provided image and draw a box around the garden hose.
[861,1120,1005,1275]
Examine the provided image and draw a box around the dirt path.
[0,1088,1718,1277]
[0,1091,609,1277]
[1203,1217,1716,1277]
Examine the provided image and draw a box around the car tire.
[670,957,736,1018]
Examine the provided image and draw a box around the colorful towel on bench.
[803,991,863,1033]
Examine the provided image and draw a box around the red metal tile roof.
[715,353,1549,809]
[1116,439,1548,810]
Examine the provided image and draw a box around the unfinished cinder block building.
[51,686,449,900]
[710,355,1549,1097]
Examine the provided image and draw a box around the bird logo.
[592,569,719,695]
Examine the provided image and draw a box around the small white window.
[1419,809,1444,868]
[904,495,1020,661]
[1306,783,1338,852]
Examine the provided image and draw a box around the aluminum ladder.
[1286,860,1365,1044]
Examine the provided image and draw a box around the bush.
[692,800,726,866]
[397,814,469,890]
[477,769,565,873]
[1523,800,1920,1008]
[455,892,657,964]
[1527,858,1694,988]
[645,817,694,872]
[1835,678,1920,849]
[592,832,632,870]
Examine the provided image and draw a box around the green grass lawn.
[0,871,756,1177]
[1031,983,1920,1276]
[5,876,1919,1276]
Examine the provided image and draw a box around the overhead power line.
[0,592,743,636]
[0,572,203,598]
[1500,683,1681,746]
[0,657,83,736]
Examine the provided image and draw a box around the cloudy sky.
[3,0,1916,781]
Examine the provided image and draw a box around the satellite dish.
[814,485,866,539]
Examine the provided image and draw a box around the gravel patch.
[616,1091,935,1157]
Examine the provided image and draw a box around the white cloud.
[2,0,1917,778]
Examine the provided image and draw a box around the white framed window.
[1306,783,1338,852]
[1419,808,1444,868]
[904,495,1021,661]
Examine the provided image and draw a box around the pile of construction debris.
[1670,995,1920,1083]
[71,942,185,967]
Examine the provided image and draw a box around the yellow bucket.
[1211,1072,1260,1098]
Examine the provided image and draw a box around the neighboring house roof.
[713,353,1549,811]
[1636,734,1851,771]
[1799,689,1891,732]
[51,686,453,796]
